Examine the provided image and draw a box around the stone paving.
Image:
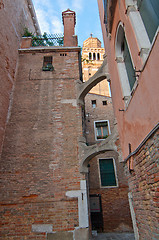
[91,232,135,240]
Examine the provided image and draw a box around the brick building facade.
[0,1,134,239]
[0,0,40,156]
[82,37,109,96]
[81,35,133,233]
[0,9,90,240]
[84,94,133,233]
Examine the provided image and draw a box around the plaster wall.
[98,0,159,159]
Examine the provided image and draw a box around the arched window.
[93,52,96,60]
[97,53,100,60]
[115,23,136,104]
[89,52,92,60]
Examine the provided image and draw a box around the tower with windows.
[82,36,110,96]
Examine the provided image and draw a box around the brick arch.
[77,57,110,105]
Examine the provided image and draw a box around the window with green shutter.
[137,0,159,43]
[99,158,117,187]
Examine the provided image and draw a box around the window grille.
[42,56,54,71]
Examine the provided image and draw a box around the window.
[93,52,96,60]
[94,120,110,140]
[91,100,96,108]
[123,36,136,91]
[125,0,158,62]
[42,56,54,71]
[99,158,117,187]
[137,0,159,43]
[115,23,136,103]
[97,53,100,60]
[60,53,67,56]
[103,0,107,25]
[89,52,92,60]
[102,100,107,105]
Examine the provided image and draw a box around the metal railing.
[32,33,64,47]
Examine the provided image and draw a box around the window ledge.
[124,79,139,110]
[42,66,54,71]
[100,185,118,189]
[141,28,159,66]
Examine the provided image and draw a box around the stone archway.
[77,57,110,105]
[79,122,120,173]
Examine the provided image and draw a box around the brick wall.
[0,47,85,239]
[0,0,38,156]
[89,152,133,232]
[85,93,114,145]
[84,93,133,232]
[125,129,159,240]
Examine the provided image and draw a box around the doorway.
[90,194,103,232]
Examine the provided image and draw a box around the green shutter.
[99,159,117,186]
[137,0,159,43]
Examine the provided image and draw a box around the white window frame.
[98,158,118,188]
[125,0,159,63]
[115,22,137,108]
[94,120,111,141]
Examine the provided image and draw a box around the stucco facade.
[97,0,159,239]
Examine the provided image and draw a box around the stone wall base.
[47,228,89,240]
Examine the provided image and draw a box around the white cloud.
[57,0,69,11]
[51,16,63,34]
[36,8,51,33]
[72,0,84,12]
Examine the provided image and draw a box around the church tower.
[82,35,110,96]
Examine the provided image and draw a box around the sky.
[32,0,103,47]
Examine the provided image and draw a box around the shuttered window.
[99,159,117,187]
[137,0,159,43]
[95,121,109,140]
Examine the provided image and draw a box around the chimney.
[62,9,78,47]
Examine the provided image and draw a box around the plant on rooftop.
[22,28,64,47]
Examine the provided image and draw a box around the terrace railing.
[31,33,64,47]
